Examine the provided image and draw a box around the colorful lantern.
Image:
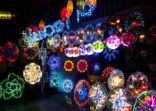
[89,82,108,111]
[109,88,133,111]
[74,80,90,107]
[62,79,74,93]
[77,59,88,73]
[0,73,25,100]
[67,0,73,16]
[23,63,42,85]
[133,90,156,111]
[106,35,121,50]
[64,60,74,72]
[127,71,148,98]
[38,19,45,30]
[108,69,125,90]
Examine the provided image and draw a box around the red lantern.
[60,6,70,21]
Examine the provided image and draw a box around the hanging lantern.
[85,0,97,7]
[77,0,85,10]
[67,0,73,16]
[60,6,69,21]
[38,19,45,30]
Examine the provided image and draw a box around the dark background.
[0,0,156,106]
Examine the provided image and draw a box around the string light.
[0,73,25,100]
[23,63,42,85]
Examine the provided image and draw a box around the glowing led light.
[101,66,115,80]
[77,59,88,73]
[92,40,104,53]
[53,34,61,48]
[108,69,125,90]
[63,79,74,93]
[22,20,65,44]
[22,47,38,60]
[1,42,19,63]
[50,71,61,88]
[23,63,42,85]
[0,73,25,100]
[103,46,119,61]
[74,80,90,107]
[62,31,69,46]
[109,88,133,111]
[84,24,96,43]
[38,19,45,30]
[85,0,97,6]
[133,90,156,111]
[77,0,85,10]
[89,82,108,111]
[67,0,74,16]
[47,55,60,70]
[106,35,121,50]
[127,71,148,98]
[64,60,74,72]
[67,31,77,46]
[76,28,85,45]
[120,33,136,47]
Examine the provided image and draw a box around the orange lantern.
[67,0,73,16]
[85,0,97,6]
[39,19,45,30]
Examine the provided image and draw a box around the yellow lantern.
[67,0,73,16]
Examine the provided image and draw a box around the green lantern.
[77,0,85,10]
[0,73,25,100]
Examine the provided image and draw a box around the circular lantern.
[1,42,19,63]
[74,80,90,107]
[64,60,74,72]
[133,90,156,111]
[22,47,38,60]
[47,55,60,70]
[127,71,148,98]
[108,69,125,90]
[106,35,121,50]
[63,79,74,93]
[92,40,104,53]
[77,59,88,73]
[89,82,108,111]
[23,63,42,85]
